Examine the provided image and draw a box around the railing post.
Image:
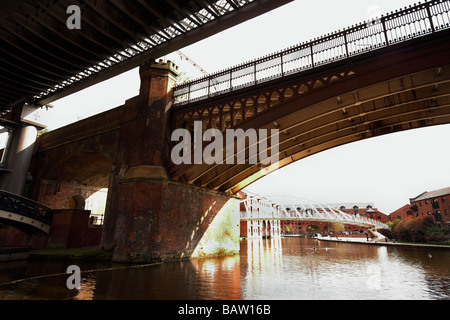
[425,2,436,33]
[187,83,191,104]
[207,77,211,98]
[310,42,315,67]
[381,16,389,46]
[344,32,349,57]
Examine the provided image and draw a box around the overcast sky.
[23,0,450,214]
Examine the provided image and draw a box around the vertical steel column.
[0,125,37,195]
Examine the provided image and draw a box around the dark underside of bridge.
[0,0,292,119]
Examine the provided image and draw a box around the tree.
[395,218,425,243]
[387,219,401,238]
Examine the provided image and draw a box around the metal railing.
[241,195,390,229]
[0,190,53,225]
[174,0,450,105]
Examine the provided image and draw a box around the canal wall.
[317,237,450,249]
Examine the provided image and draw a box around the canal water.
[0,237,449,300]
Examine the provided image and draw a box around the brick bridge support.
[102,60,240,263]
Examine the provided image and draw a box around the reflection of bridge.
[240,194,389,238]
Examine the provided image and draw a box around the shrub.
[395,218,425,243]
[394,217,450,243]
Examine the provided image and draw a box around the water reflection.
[0,238,449,300]
[241,238,450,300]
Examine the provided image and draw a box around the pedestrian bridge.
[0,190,53,234]
[240,193,389,238]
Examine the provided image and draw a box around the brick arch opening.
[44,151,112,188]
[67,195,85,210]
[35,151,113,220]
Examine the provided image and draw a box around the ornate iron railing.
[0,190,53,225]
[174,0,450,105]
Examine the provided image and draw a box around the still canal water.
[0,237,449,300]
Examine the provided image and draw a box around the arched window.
[67,195,85,210]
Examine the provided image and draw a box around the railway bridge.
[0,0,449,262]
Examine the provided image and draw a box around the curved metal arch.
[0,190,53,234]
[240,193,390,230]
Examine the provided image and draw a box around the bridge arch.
[169,31,450,194]
[0,190,53,234]
[67,195,86,210]
[33,151,113,216]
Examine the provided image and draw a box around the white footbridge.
[241,193,390,239]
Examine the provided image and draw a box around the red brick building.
[389,204,413,221]
[389,186,450,225]
[409,187,450,224]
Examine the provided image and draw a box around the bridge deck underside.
[0,0,292,114]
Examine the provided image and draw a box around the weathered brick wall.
[112,179,239,263]
[47,210,102,248]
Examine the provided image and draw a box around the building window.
[425,200,429,205]
[432,198,440,209]
[441,196,446,203]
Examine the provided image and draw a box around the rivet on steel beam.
[337,96,342,104]
[433,83,438,91]
[273,121,279,127]
[436,67,442,76]
[342,107,347,114]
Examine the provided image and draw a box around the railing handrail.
[0,189,53,224]
[240,197,390,229]
[174,0,450,105]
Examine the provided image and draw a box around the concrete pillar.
[0,125,37,195]
[275,220,281,237]
[247,220,252,238]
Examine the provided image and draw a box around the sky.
[14,0,450,214]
